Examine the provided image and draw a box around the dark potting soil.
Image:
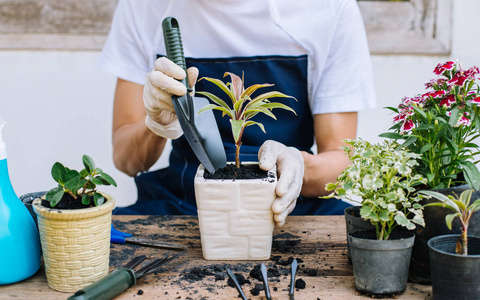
[41,193,100,209]
[204,163,273,180]
[295,278,306,289]
[350,229,413,240]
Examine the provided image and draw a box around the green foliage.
[324,139,427,240]
[418,189,480,255]
[45,155,117,207]
[196,72,296,168]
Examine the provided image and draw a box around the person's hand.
[144,57,199,139]
[258,140,304,227]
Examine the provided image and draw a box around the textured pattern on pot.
[428,234,480,300]
[32,194,114,292]
[348,231,415,295]
[194,163,276,260]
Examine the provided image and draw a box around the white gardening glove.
[258,140,304,227]
[144,57,199,139]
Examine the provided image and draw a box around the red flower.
[434,61,455,75]
[401,119,415,133]
[448,73,468,86]
[470,96,480,106]
[439,95,456,108]
[393,114,406,124]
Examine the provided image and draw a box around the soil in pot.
[204,164,272,180]
[349,229,415,295]
[428,234,480,300]
[40,193,106,209]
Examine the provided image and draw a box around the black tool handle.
[67,268,136,300]
[161,17,193,122]
[162,17,190,90]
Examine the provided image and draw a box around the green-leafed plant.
[418,189,480,255]
[380,60,480,190]
[324,139,426,240]
[45,154,117,207]
[196,72,296,168]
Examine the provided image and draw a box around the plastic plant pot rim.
[348,230,415,251]
[428,234,480,258]
[195,162,277,183]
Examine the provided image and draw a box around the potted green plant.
[380,60,480,282]
[418,189,480,300]
[32,155,117,292]
[194,71,296,260]
[325,139,426,294]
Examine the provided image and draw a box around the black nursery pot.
[428,235,480,300]
[344,206,374,262]
[20,191,47,228]
[409,185,480,283]
[348,230,415,295]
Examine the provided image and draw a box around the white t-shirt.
[98,0,376,115]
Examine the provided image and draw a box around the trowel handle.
[67,268,136,300]
[162,17,190,90]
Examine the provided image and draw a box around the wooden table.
[1,215,432,299]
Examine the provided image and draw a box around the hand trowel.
[162,17,226,173]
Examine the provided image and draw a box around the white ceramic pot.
[194,162,277,260]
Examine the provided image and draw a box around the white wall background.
[1,0,479,208]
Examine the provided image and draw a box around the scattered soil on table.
[295,278,306,289]
[204,163,273,180]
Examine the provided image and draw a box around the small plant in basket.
[380,60,480,190]
[325,139,427,240]
[45,154,117,208]
[197,72,296,168]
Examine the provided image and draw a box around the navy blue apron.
[113,55,350,215]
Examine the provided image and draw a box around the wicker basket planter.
[194,163,277,260]
[32,194,114,292]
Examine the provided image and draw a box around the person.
[98,0,376,227]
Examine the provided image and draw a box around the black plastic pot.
[20,191,47,228]
[348,230,415,295]
[344,206,374,262]
[428,234,480,300]
[409,185,480,283]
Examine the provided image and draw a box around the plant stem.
[235,143,241,169]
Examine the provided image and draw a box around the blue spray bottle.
[0,115,41,284]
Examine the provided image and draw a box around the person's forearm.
[112,119,167,177]
[300,149,351,197]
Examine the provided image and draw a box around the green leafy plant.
[45,154,117,207]
[196,72,296,168]
[418,189,480,255]
[325,139,426,240]
[380,60,480,190]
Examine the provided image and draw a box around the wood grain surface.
[0,215,432,299]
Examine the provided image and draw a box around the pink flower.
[457,116,471,127]
[434,61,455,75]
[464,66,480,77]
[393,114,406,124]
[470,96,480,106]
[401,119,415,134]
[439,95,456,108]
[448,73,468,86]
